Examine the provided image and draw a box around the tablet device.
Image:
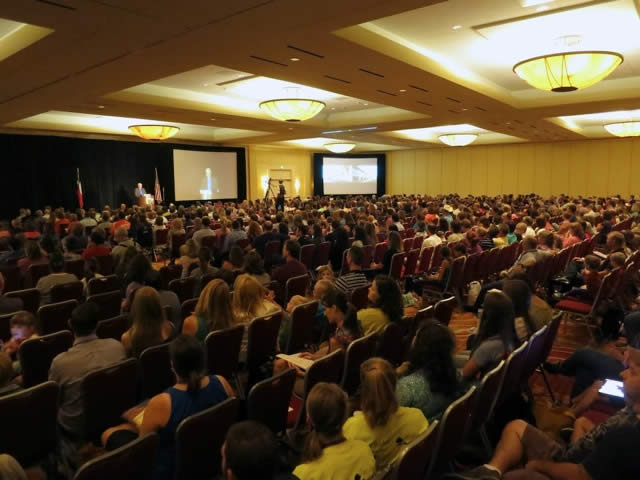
[598,379,624,399]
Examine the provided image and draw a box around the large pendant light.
[513,51,623,92]
[259,98,325,122]
[325,143,356,153]
[604,121,640,137]
[439,134,478,147]
[129,124,180,140]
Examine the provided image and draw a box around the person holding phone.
[1,311,40,357]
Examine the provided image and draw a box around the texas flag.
[76,168,84,208]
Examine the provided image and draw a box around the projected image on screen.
[323,157,378,195]
[173,150,238,201]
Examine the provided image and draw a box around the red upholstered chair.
[300,244,315,271]
[426,386,477,477]
[313,241,331,268]
[285,274,310,305]
[376,232,387,243]
[350,284,370,311]
[139,343,175,399]
[87,275,122,297]
[174,397,240,480]
[374,242,389,265]
[51,280,84,303]
[38,299,78,334]
[403,249,420,278]
[87,290,122,321]
[341,333,377,396]
[247,368,296,434]
[362,244,374,269]
[25,263,51,288]
[377,322,405,366]
[205,324,244,390]
[402,237,414,252]
[96,314,131,341]
[433,296,456,326]
[388,252,406,282]
[246,311,282,389]
[18,330,74,388]
[462,252,481,286]
[382,421,439,480]
[412,236,425,250]
[4,288,40,314]
[168,277,197,304]
[416,246,434,275]
[285,301,318,354]
[340,249,349,275]
[73,433,159,480]
[0,381,59,467]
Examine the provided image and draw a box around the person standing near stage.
[276,180,286,212]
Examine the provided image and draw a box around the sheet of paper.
[276,353,314,371]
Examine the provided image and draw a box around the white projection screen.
[173,149,238,201]
[322,156,378,195]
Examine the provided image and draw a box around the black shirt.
[582,423,640,480]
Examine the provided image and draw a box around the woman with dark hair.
[311,223,325,246]
[397,319,460,420]
[357,275,403,336]
[17,241,47,275]
[595,220,612,246]
[243,250,270,285]
[102,335,234,480]
[502,278,538,342]
[460,291,516,380]
[293,383,375,480]
[352,226,373,248]
[122,253,152,310]
[373,231,403,275]
[328,222,349,272]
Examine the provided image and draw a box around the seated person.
[502,279,539,342]
[343,358,429,470]
[562,255,604,302]
[293,382,375,480]
[358,275,403,336]
[82,229,111,260]
[183,279,235,342]
[0,352,21,397]
[80,257,104,297]
[1,311,41,377]
[121,287,174,358]
[450,342,640,480]
[35,251,78,305]
[397,319,461,420]
[334,246,369,296]
[0,272,23,315]
[175,239,199,279]
[102,335,234,480]
[222,420,296,480]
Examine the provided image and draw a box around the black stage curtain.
[312,153,386,197]
[0,133,246,219]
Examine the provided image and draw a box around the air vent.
[416,100,432,107]
[448,109,461,114]
[287,45,324,58]
[324,75,351,84]
[529,125,537,129]
[475,106,487,112]
[249,55,288,67]
[409,84,429,93]
[446,97,462,103]
[359,68,384,78]
[377,89,397,96]
[36,0,76,10]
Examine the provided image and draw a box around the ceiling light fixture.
[513,51,623,92]
[604,122,640,137]
[290,57,300,62]
[536,5,550,11]
[259,86,326,122]
[325,143,356,153]
[452,25,462,30]
[128,125,180,141]
[438,134,478,147]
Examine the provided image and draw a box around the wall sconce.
[261,175,269,193]
[294,178,300,194]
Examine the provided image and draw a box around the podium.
[137,194,154,208]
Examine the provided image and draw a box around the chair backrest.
[495,340,529,407]
[96,314,131,341]
[590,271,617,314]
[361,244,374,269]
[37,299,78,335]
[73,433,159,480]
[417,246,435,274]
[434,296,456,326]
[247,368,296,434]
[294,349,345,430]
[341,333,377,395]
[168,277,197,304]
[539,312,562,365]
[18,330,74,388]
[374,242,389,264]
[412,236,424,250]
[350,284,370,311]
[285,274,310,305]
[95,254,114,276]
[521,326,548,381]
[340,249,350,275]
[403,249,420,277]
[51,280,84,303]
[139,343,175,399]
[87,290,122,321]
[174,397,240,480]
[246,311,282,386]
[264,240,282,265]
[81,358,139,442]
[65,259,86,279]
[313,241,331,268]
[430,244,443,272]
[388,420,439,480]
[0,381,59,466]
[376,322,406,366]
[159,264,182,290]
[180,298,198,320]
[402,237,414,252]
[427,386,477,477]
[87,275,122,297]
[469,360,506,432]
[462,252,481,285]
[0,265,21,292]
[205,324,245,380]
[300,244,315,271]
[446,256,466,292]
[0,312,11,342]
[26,263,51,288]
[389,252,406,281]
[4,288,40,314]
[170,233,186,258]
[286,301,319,354]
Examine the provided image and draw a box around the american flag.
[154,168,163,203]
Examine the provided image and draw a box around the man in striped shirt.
[335,245,369,296]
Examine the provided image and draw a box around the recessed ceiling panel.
[385,123,526,144]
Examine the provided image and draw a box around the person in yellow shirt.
[293,382,375,480]
[492,224,510,249]
[357,275,403,336]
[343,358,429,471]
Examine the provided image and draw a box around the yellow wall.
[246,145,313,200]
[387,137,640,198]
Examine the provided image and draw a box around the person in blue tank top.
[102,335,235,480]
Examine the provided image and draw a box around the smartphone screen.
[599,379,624,398]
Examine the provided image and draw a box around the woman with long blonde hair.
[343,358,428,470]
[183,279,234,342]
[121,287,173,357]
[293,382,375,480]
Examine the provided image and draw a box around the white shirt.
[421,234,442,252]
